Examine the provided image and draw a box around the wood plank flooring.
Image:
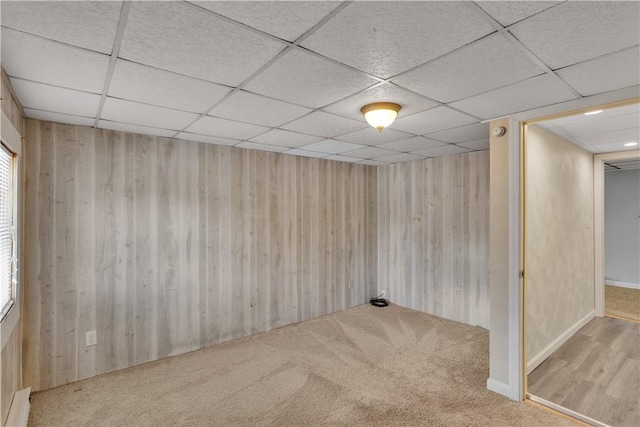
[528,316,639,427]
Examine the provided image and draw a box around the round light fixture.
[584,109,603,115]
[361,102,401,132]
[624,142,638,147]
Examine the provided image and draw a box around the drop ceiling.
[536,103,640,154]
[1,1,639,165]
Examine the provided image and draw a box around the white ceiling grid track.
[1,1,639,163]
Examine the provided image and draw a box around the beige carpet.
[605,285,640,321]
[29,304,573,426]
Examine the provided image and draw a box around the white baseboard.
[605,280,640,290]
[487,378,514,400]
[526,310,596,374]
[6,387,30,427]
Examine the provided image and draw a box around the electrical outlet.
[85,330,97,347]
[454,288,463,301]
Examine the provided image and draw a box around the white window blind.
[0,143,14,319]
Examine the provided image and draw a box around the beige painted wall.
[22,119,378,391]
[524,124,594,367]
[377,151,490,328]
[488,118,510,385]
[0,69,23,427]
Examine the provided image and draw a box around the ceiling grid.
[1,0,638,163]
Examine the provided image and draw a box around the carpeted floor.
[605,285,640,321]
[28,304,574,426]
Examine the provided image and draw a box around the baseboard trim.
[605,280,640,290]
[527,393,610,427]
[6,387,30,427]
[486,378,514,399]
[527,310,596,374]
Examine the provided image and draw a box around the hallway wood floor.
[528,316,639,426]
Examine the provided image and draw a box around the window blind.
[0,143,14,318]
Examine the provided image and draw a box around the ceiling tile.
[566,136,640,154]
[1,29,109,93]
[510,2,640,69]
[175,132,239,146]
[210,90,311,127]
[299,139,366,155]
[101,98,199,130]
[373,153,424,163]
[244,49,379,108]
[555,113,640,138]
[541,103,639,128]
[24,108,95,127]
[10,78,100,117]
[557,47,640,97]
[301,2,494,78]
[357,159,389,166]
[341,146,399,160]
[0,1,122,54]
[235,141,289,153]
[284,149,330,159]
[393,107,477,135]
[450,74,577,120]
[457,139,490,151]
[392,34,543,103]
[119,2,285,86]
[190,1,341,42]
[411,144,471,158]
[336,127,413,146]
[249,129,323,148]
[574,128,640,147]
[477,1,562,27]
[322,83,438,121]
[108,60,231,113]
[185,116,269,140]
[98,120,175,138]
[426,123,489,144]
[379,136,447,152]
[282,111,367,138]
[325,154,361,163]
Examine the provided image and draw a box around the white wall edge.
[6,387,31,427]
[507,117,522,401]
[487,378,517,400]
[605,280,640,290]
[526,310,596,374]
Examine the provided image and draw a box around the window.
[0,142,16,320]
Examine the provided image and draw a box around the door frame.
[594,149,640,316]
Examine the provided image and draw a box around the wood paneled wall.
[22,119,378,391]
[1,69,23,131]
[1,67,23,427]
[1,329,20,425]
[377,151,490,328]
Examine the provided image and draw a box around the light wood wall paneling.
[22,120,377,391]
[378,151,490,328]
[1,68,24,131]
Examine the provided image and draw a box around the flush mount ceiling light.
[624,142,638,147]
[361,102,401,132]
[584,109,603,115]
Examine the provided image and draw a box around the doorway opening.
[522,101,640,426]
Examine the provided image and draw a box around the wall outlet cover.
[85,330,97,347]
